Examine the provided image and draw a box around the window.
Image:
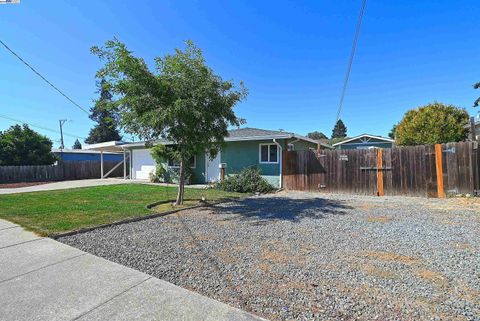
[287,143,294,151]
[259,144,278,163]
[168,156,196,168]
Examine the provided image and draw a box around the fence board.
[283,142,479,197]
[0,161,127,184]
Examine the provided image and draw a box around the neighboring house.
[109,128,320,188]
[52,148,123,162]
[332,134,394,150]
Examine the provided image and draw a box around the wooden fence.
[283,142,480,197]
[0,161,126,184]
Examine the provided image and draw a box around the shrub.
[216,167,275,193]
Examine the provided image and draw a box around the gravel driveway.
[59,192,480,321]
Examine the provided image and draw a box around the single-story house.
[332,134,395,150]
[85,128,323,188]
[52,148,123,162]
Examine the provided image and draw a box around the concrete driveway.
[0,219,262,321]
[0,178,208,195]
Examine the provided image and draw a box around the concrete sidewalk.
[0,219,262,321]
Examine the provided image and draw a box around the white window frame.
[287,143,295,151]
[259,143,279,164]
[167,156,196,169]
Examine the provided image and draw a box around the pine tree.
[331,119,347,139]
[72,139,82,149]
[85,79,122,144]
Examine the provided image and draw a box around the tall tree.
[0,124,57,165]
[91,39,247,204]
[331,119,347,139]
[72,139,82,149]
[307,131,327,140]
[388,124,397,139]
[474,81,480,107]
[85,79,122,144]
[395,102,469,146]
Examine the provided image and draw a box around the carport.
[83,141,130,179]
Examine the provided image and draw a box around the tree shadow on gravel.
[205,196,353,224]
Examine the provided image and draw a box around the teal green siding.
[191,151,206,184]
[221,139,287,187]
[130,138,318,187]
[159,151,206,184]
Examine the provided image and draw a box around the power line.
[0,39,90,115]
[334,0,367,125]
[0,114,86,140]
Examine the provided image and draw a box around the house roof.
[227,127,291,139]
[116,127,321,148]
[332,134,394,147]
[82,141,129,152]
[225,127,316,143]
[52,148,122,155]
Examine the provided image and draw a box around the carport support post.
[123,149,127,179]
[100,151,104,179]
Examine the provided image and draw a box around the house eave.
[332,134,395,147]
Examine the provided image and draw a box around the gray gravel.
[58,192,480,321]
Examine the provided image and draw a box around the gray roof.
[120,127,320,148]
[227,127,293,139]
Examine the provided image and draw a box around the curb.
[50,197,242,239]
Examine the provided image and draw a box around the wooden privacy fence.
[283,142,480,198]
[0,161,126,184]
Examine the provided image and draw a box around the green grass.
[0,184,244,236]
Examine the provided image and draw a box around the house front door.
[205,151,221,183]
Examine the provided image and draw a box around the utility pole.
[59,119,67,179]
[59,119,67,149]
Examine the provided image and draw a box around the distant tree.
[85,79,122,144]
[329,137,348,145]
[388,124,397,139]
[474,81,480,107]
[307,131,328,140]
[0,124,57,165]
[72,139,82,149]
[331,119,347,139]
[395,102,469,146]
[91,39,247,205]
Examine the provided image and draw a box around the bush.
[216,167,275,193]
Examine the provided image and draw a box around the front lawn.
[0,184,244,236]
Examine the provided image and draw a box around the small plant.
[216,167,275,193]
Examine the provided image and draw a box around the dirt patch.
[418,269,448,287]
[428,198,480,212]
[364,251,418,265]
[361,263,396,279]
[451,242,472,250]
[366,216,392,223]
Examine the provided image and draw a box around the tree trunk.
[176,159,185,205]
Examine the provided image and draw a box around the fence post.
[376,149,384,196]
[435,144,445,198]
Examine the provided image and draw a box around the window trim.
[167,155,196,169]
[259,143,279,164]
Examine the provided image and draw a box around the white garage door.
[132,149,156,180]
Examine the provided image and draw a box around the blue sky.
[1,1,479,147]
